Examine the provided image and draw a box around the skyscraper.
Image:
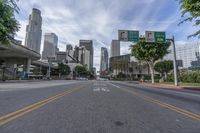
[164,42,200,68]
[42,33,58,60]
[66,44,73,52]
[79,46,90,70]
[66,44,74,63]
[25,8,42,54]
[100,47,108,74]
[79,40,93,70]
[73,46,79,63]
[110,40,120,57]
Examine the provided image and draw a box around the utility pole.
[167,36,178,86]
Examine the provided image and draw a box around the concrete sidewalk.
[142,83,200,91]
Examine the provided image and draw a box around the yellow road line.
[0,89,73,121]
[120,88,200,121]
[0,88,80,126]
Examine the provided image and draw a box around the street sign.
[128,31,139,42]
[118,30,139,42]
[145,31,155,42]
[118,30,128,41]
[155,32,166,43]
[145,31,166,43]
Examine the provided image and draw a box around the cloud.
[14,0,199,71]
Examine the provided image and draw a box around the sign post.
[167,36,178,86]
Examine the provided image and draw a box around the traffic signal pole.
[167,36,178,86]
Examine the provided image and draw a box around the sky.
[15,0,200,71]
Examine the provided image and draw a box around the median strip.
[0,88,80,126]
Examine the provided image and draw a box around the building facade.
[25,8,42,54]
[42,33,58,60]
[56,52,67,63]
[100,47,108,75]
[109,54,150,79]
[164,42,200,68]
[66,45,74,63]
[78,46,90,70]
[110,40,120,57]
[66,44,73,51]
[79,40,93,70]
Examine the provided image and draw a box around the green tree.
[58,63,71,77]
[0,0,20,44]
[131,38,170,83]
[178,0,200,38]
[75,65,88,77]
[154,60,173,80]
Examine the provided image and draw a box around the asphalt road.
[0,80,200,133]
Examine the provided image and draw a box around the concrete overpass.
[0,41,41,78]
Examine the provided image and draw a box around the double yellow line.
[0,88,80,126]
[120,88,200,121]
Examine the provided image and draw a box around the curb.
[0,79,50,83]
[141,83,200,91]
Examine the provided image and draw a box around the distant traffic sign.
[128,31,139,42]
[155,32,166,43]
[145,31,155,42]
[145,31,166,43]
[118,30,139,42]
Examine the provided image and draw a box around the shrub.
[167,71,200,83]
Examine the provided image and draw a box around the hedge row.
[166,71,200,83]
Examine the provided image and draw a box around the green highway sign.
[145,31,166,43]
[118,30,139,42]
[155,32,166,43]
[128,31,139,42]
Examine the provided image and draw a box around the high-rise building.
[164,42,200,68]
[79,40,93,70]
[110,40,120,57]
[25,8,42,54]
[100,47,108,74]
[73,46,79,63]
[78,46,90,70]
[66,44,73,51]
[56,51,67,63]
[42,33,58,60]
[66,44,74,63]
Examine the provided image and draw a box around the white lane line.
[93,88,101,92]
[109,83,121,88]
[93,87,110,92]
